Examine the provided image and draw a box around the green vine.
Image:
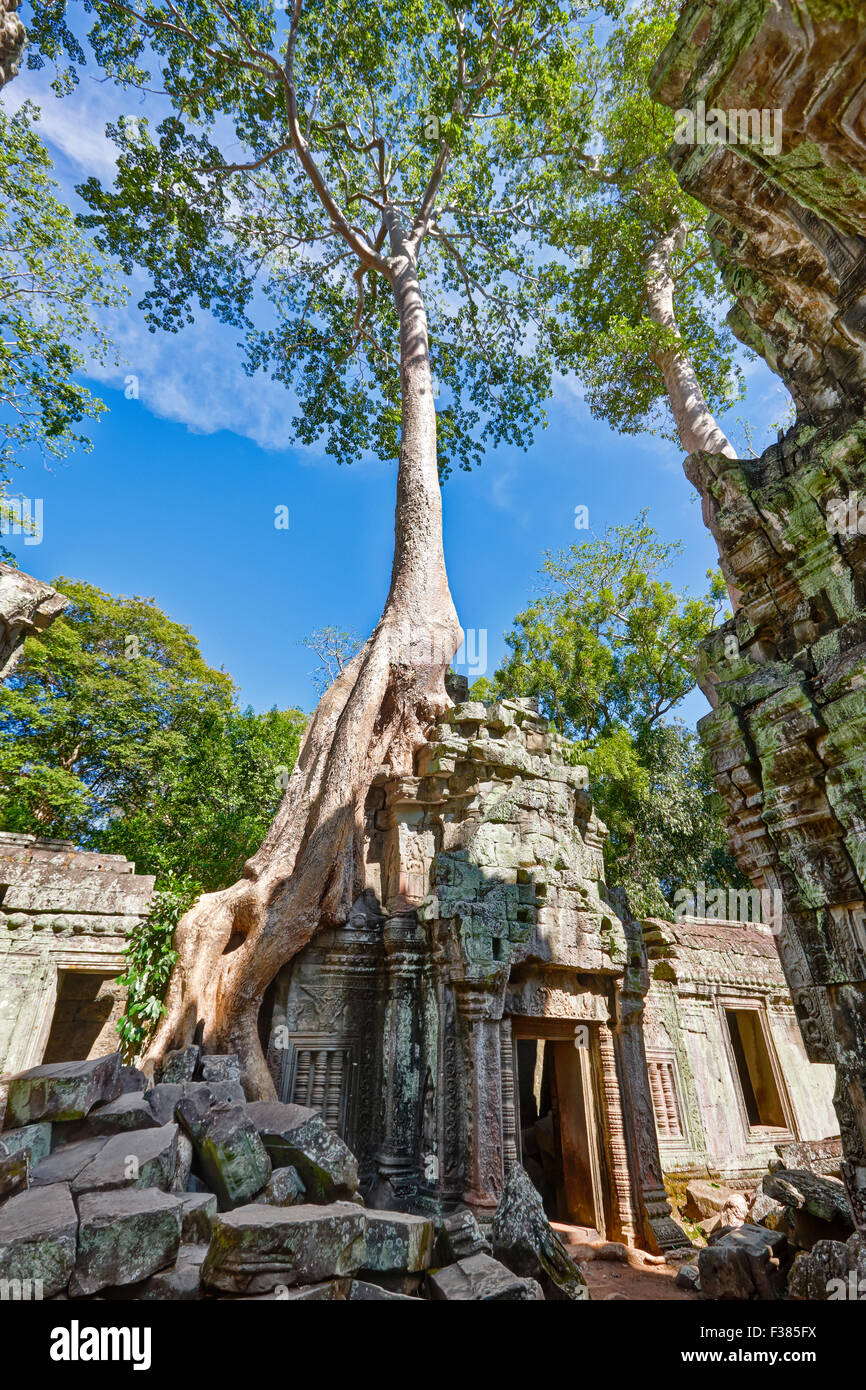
[116,870,201,1062]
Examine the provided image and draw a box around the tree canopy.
[499,0,745,453]
[473,514,744,915]
[0,578,305,890]
[0,101,121,541]
[25,0,602,477]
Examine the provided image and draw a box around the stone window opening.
[42,968,124,1066]
[724,1006,788,1132]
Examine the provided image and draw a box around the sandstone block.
[72,1188,183,1295]
[427,1253,544,1300]
[0,1181,77,1297]
[70,1124,179,1196]
[246,1101,358,1203]
[363,1210,433,1273]
[5,1054,122,1126]
[201,1202,366,1295]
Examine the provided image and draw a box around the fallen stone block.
[246,1101,358,1203]
[762,1168,853,1236]
[427,1253,544,1301]
[0,1147,29,1201]
[5,1054,122,1126]
[0,1181,78,1297]
[118,1066,148,1095]
[104,1242,207,1301]
[0,1123,51,1167]
[201,1202,366,1295]
[435,1208,491,1264]
[492,1165,588,1301]
[684,1179,735,1222]
[260,1166,305,1206]
[145,1079,245,1127]
[363,1210,434,1274]
[349,1279,419,1301]
[236,1279,348,1300]
[198,1054,241,1085]
[72,1188,183,1296]
[177,1102,270,1211]
[31,1137,108,1188]
[70,1125,179,1196]
[698,1223,792,1300]
[178,1191,217,1243]
[159,1047,200,1084]
[83,1094,160,1137]
[675,1262,701,1293]
[748,1190,787,1230]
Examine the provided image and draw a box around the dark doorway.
[514,1029,604,1233]
[725,1007,786,1129]
[42,971,123,1064]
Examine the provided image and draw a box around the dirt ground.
[554,1222,701,1301]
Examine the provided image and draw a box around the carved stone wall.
[643,916,837,1181]
[650,0,866,1224]
[265,698,835,1248]
[0,833,154,1079]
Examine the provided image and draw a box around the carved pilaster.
[597,1022,638,1246]
[455,984,505,1218]
[499,1016,518,1176]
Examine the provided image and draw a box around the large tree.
[504,0,743,459]
[30,0,582,1092]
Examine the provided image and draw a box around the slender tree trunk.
[644,222,737,460]
[644,221,742,607]
[145,221,461,1097]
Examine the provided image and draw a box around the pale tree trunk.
[644,220,742,606]
[644,221,737,460]
[145,218,461,1097]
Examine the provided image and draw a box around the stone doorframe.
[508,1015,609,1238]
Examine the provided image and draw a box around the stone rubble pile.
[0,1049,586,1301]
[674,1161,856,1300]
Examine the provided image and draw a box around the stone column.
[371,915,427,1208]
[456,984,504,1219]
[499,1017,519,1176]
[597,1022,638,1246]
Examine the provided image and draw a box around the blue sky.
[3,36,792,723]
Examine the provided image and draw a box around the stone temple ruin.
[1,695,841,1300]
[2,0,866,1306]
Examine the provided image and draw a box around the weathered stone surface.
[70,1124,178,1196]
[684,1180,735,1222]
[362,1210,434,1273]
[787,1232,866,1301]
[0,1181,77,1297]
[5,1053,122,1125]
[201,1201,366,1295]
[675,1262,701,1293]
[775,1137,843,1178]
[145,1079,245,1126]
[159,1047,200,1084]
[198,1054,241,1084]
[650,0,866,1226]
[84,1093,160,1136]
[427,1253,545,1301]
[349,1279,418,1301]
[259,1166,305,1207]
[698,1224,792,1301]
[172,1131,193,1193]
[246,1101,358,1203]
[491,1166,588,1301]
[435,1208,491,1264]
[104,1243,207,1301]
[0,1147,28,1200]
[0,566,66,681]
[237,1279,347,1301]
[748,1190,787,1231]
[72,1188,182,1296]
[0,1123,51,1166]
[178,1191,217,1243]
[118,1066,148,1095]
[762,1169,853,1230]
[177,1102,270,1211]
[31,1137,108,1188]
